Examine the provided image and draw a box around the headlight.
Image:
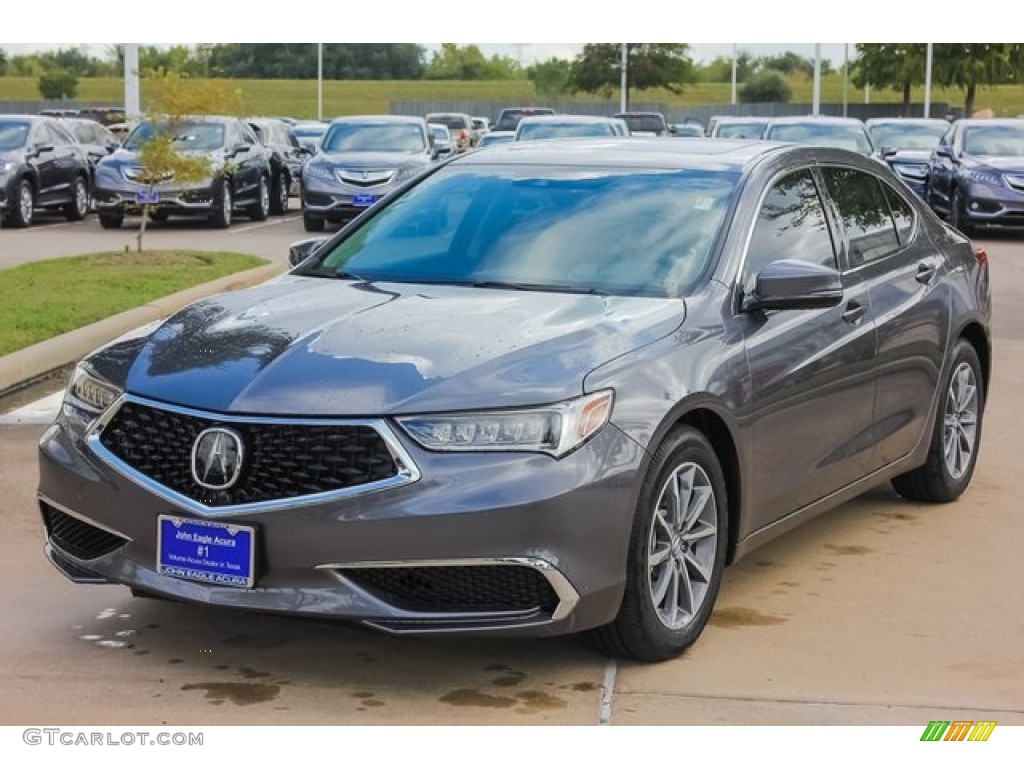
[303,164,336,181]
[398,390,614,458]
[394,166,425,182]
[893,163,928,180]
[0,161,14,173]
[62,363,122,422]
[964,170,1002,186]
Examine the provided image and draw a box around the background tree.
[698,51,756,83]
[207,43,424,80]
[38,69,78,100]
[571,43,694,105]
[424,44,522,80]
[853,44,927,116]
[132,74,245,252]
[0,50,6,77]
[933,43,1024,115]
[739,69,792,103]
[527,57,573,97]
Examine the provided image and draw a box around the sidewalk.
[0,261,284,396]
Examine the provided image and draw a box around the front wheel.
[209,179,232,229]
[5,179,35,228]
[588,426,728,662]
[892,339,984,502]
[64,176,89,221]
[949,187,974,237]
[248,175,270,221]
[270,172,289,215]
[303,213,325,232]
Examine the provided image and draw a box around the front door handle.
[916,263,936,285]
[842,299,866,325]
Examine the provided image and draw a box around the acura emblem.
[191,428,244,490]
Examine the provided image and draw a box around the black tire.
[270,172,289,215]
[248,175,270,221]
[98,211,123,229]
[892,339,984,503]
[949,187,974,237]
[209,179,232,229]
[303,213,325,232]
[588,426,728,662]
[63,176,90,221]
[5,179,34,228]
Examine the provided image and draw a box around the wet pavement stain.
[168,658,184,664]
[514,691,568,714]
[484,663,513,672]
[362,699,386,708]
[825,544,873,556]
[352,692,375,699]
[778,581,800,588]
[147,624,160,629]
[709,607,788,628]
[181,682,281,706]
[237,667,272,679]
[439,689,517,709]
[753,560,775,568]
[223,634,289,648]
[134,650,150,656]
[569,682,599,692]
[874,511,917,521]
[214,664,230,671]
[492,671,527,687]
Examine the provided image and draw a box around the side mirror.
[228,143,248,157]
[105,142,118,154]
[879,146,897,159]
[935,146,954,159]
[288,236,330,267]
[30,143,54,157]
[667,125,678,135]
[741,259,843,312]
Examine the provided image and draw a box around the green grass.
[4,74,1024,117]
[0,250,266,356]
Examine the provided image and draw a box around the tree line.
[5,43,1024,115]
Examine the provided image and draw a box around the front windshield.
[311,165,738,297]
[430,126,449,142]
[517,122,616,140]
[869,122,947,150]
[964,125,1024,156]
[716,122,768,139]
[124,121,226,151]
[479,134,514,147]
[620,115,666,133]
[322,123,426,153]
[293,125,326,137]
[767,123,873,153]
[0,121,30,150]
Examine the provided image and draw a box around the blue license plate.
[352,194,377,207]
[135,189,160,205]
[158,516,255,588]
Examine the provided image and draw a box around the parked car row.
[0,112,315,229]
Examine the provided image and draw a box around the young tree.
[571,44,694,104]
[739,69,792,103]
[934,43,1024,115]
[38,69,78,100]
[528,58,573,97]
[131,74,245,252]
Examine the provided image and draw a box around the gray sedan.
[38,139,990,662]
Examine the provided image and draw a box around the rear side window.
[744,169,837,287]
[882,184,915,246]
[820,167,900,266]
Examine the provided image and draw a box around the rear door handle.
[916,263,936,285]
[842,299,866,325]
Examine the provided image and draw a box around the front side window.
[963,124,1024,156]
[821,167,900,266]
[744,169,837,288]
[311,165,739,298]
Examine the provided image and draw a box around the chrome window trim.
[85,394,422,516]
[316,556,580,622]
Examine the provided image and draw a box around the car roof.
[865,117,949,128]
[329,115,426,125]
[458,137,786,171]
[518,115,621,124]
[953,118,1024,128]
[715,116,770,123]
[768,116,866,126]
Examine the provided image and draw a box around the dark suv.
[492,107,556,133]
[0,115,91,228]
[93,116,272,229]
[248,117,311,215]
[300,115,441,231]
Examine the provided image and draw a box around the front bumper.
[301,174,407,220]
[37,403,645,637]
[94,180,220,217]
[962,180,1024,227]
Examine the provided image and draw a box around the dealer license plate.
[157,515,255,588]
[352,194,377,207]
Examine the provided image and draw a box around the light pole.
[842,43,848,118]
[812,43,821,116]
[317,43,323,121]
[924,42,933,118]
[731,43,737,108]
[124,43,140,118]
[620,43,628,113]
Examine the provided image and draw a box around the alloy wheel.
[646,461,719,630]
[19,182,33,224]
[943,361,979,480]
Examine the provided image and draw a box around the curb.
[0,261,284,396]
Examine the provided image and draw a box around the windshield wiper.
[469,280,608,295]
[335,270,373,282]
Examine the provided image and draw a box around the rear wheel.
[892,339,984,502]
[588,426,728,662]
[63,176,89,221]
[303,213,325,232]
[98,211,123,229]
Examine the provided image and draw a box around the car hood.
[0,148,26,163]
[101,147,225,166]
[963,155,1024,173]
[122,276,686,415]
[312,150,429,168]
[886,149,931,163]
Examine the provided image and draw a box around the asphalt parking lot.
[0,221,1022,726]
